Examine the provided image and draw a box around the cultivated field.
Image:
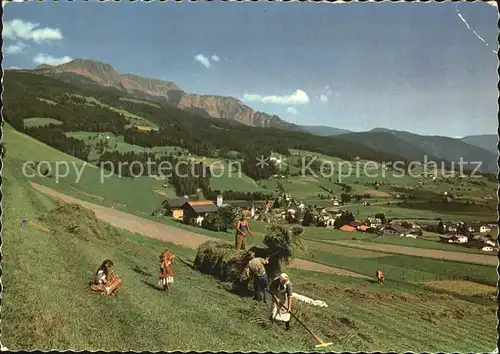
[23,117,63,128]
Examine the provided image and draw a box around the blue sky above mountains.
[3,1,498,137]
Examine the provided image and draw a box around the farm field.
[323,240,497,266]
[69,94,159,130]
[66,131,186,162]
[23,117,63,128]
[209,169,270,194]
[118,97,162,108]
[4,168,497,352]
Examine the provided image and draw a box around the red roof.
[186,201,215,206]
[340,225,357,232]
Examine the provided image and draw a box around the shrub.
[201,206,237,232]
[302,210,314,226]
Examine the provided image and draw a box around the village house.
[439,234,467,244]
[358,224,376,233]
[325,217,335,228]
[443,222,458,234]
[182,200,219,225]
[358,224,369,232]
[340,224,357,232]
[480,225,491,233]
[366,217,382,227]
[481,246,495,252]
[455,235,468,244]
[484,239,496,247]
[162,198,189,220]
[439,235,455,244]
[410,222,422,229]
[468,223,492,234]
[380,224,407,236]
[402,228,422,239]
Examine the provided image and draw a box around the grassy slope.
[3,128,498,352]
[23,117,63,128]
[6,123,496,281]
[65,131,185,162]
[4,125,171,213]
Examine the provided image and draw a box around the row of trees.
[205,189,272,201]
[98,151,212,197]
[24,125,90,161]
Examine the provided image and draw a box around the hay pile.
[193,241,262,282]
[38,203,119,241]
[193,225,305,283]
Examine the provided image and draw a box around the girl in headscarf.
[158,249,175,295]
[90,259,123,296]
[269,273,293,330]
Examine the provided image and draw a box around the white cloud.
[325,85,330,90]
[33,53,73,66]
[287,107,299,115]
[2,0,24,9]
[4,19,63,43]
[243,89,310,105]
[5,41,29,54]
[319,94,329,103]
[194,54,212,68]
[194,53,223,68]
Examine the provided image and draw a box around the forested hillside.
[4,71,409,175]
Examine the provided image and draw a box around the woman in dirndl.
[269,273,293,330]
[158,249,175,295]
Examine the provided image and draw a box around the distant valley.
[10,58,498,174]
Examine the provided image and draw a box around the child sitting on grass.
[90,259,122,296]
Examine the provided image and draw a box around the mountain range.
[460,134,498,155]
[299,125,352,136]
[34,59,302,132]
[23,59,498,173]
[338,129,498,173]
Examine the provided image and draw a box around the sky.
[3,0,498,137]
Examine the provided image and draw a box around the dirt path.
[30,182,369,279]
[326,240,498,266]
[31,182,217,249]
